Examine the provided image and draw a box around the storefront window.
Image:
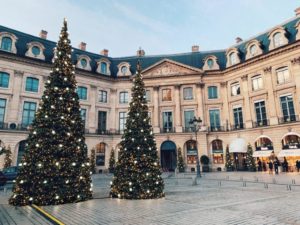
[212,139,223,164]
[282,135,300,149]
[186,140,197,164]
[96,142,106,166]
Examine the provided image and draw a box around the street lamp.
[189,116,202,178]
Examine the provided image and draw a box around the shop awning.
[277,149,300,157]
[253,150,273,157]
[229,138,247,153]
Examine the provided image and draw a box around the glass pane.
[1,37,12,51]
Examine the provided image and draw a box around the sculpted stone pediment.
[142,59,202,77]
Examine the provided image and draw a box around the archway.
[229,138,247,171]
[160,141,177,171]
[255,136,273,151]
[17,140,27,165]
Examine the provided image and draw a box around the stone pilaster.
[291,58,300,118]
[88,85,97,133]
[241,75,252,128]
[109,88,117,131]
[196,83,205,124]
[174,84,182,132]
[8,70,23,123]
[220,81,229,130]
[153,86,160,133]
[264,66,278,125]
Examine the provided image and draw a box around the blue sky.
[1,0,299,57]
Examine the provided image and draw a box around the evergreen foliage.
[4,145,12,168]
[108,148,116,173]
[110,62,164,199]
[90,148,96,174]
[246,143,256,171]
[225,145,234,171]
[177,147,185,173]
[9,19,92,206]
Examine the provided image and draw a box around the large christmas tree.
[246,143,256,171]
[110,62,164,199]
[9,19,93,206]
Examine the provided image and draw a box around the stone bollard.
[192,176,197,186]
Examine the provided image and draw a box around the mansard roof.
[0,16,299,77]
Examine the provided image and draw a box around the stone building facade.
[1,9,300,172]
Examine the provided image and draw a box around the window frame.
[276,67,290,84]
[25,77,39,92]
[98,90,108,103]
[252,75,263,91]
[77,86,88,100]
[119,91,129,104]
[162,88,172,101]
[208,86,218,99]
[0,72,9,88]
[231,82,240,96]
[183,87,193,100]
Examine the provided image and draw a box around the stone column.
[196,83,205,124]
[264,66,278,125]
[291,58,300,119]
[220,82,229,130]
[241,75,252,128]
[88,85,97,133]
[153,86,160,133]
[109,88,117,131]
[8,70,23,123]
[174,84,182,132]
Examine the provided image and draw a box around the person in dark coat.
[283,157,288,172]
[268,161,273,174]
[257,158,262,172]
[274,158,279,175]
[263,161,267,172]
[296,160,300,172]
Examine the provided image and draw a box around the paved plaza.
[1,172,300,225]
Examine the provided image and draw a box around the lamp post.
[189,116,202,178]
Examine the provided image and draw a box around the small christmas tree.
[4,145,12,168]
[246,143,256,171]
[0,141,6,156]
[90,148,96,174]
[9,19,92,206]
[110,61,164,199]
[225,145,234,171]
[108,148,115,173]
[177,147,185,173]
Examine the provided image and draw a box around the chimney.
[78,42,86,51]
[236,37,243,43]
[39,30,48,39]
[100,49,109,56]
[136,47,145,57]
[192,45,199,52]
[295,7,300,17]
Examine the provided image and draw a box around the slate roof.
[0,16,299,77]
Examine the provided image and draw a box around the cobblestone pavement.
[2,172,300,225]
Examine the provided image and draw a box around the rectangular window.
[209,109,221,130]
[255,101,267,126]
[233,107,243,129]
[77,86,87,100]
[98,111,107,132]
[98,90,107,103]
[100,62,107,74]
[280,95,296,122]
[162,89,172,101]
[184,110,194,131]
[80,108,86,127]
[145,90,151,102]
[162,111,173,132]
[0,72,9,88]
[231,83,240,96]
[277,67,290,84]
[25,77,39,92]
[22,101,36,127]
[0,98,6,127]
[119,91,128,104]
[119,112,126,131]
[208,86,218,99]
[252,76,263,91]
[183,87,193,100]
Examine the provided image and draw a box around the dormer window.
[31,46,40,56]
[268,27,288,51]
[273,32,283,48]
[0,32,18,53]
[226,48,240,67]
[76,55,91,71]
[117,62,131,76]
[1,37,12,51]
[203,55,220,70]
[245,40,263,59]
[96,58,111,75]
[25,42,45,60]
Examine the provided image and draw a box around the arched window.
[273,32,283,48]
[212,139,223,164]
[249,44,257,56]
[186,140,197,165]
[282,135,300,149]
[80,58,87,68]
[255,137,273,151]
[96,142,106,166]
[31,46,41,56]
[0,72,9,88]
[207,59,214,69]
[1,37,12,51]
[229,52,237,65]
[100,62,107,74]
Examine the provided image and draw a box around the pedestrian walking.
[274,158,279,175]
[268,161,273,174]
[257,158,262,172]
